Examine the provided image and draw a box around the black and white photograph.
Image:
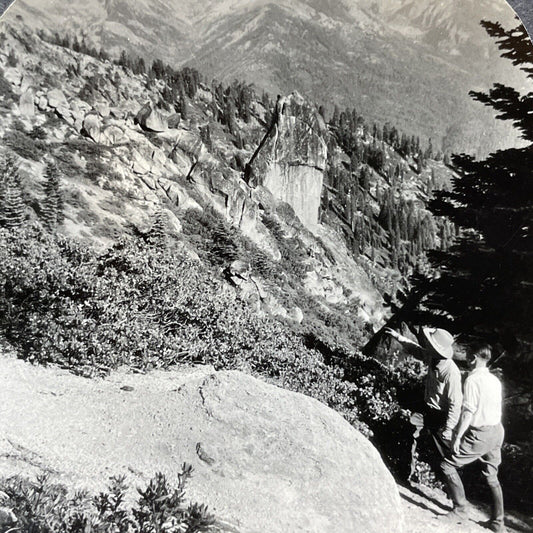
[0,0,532,531]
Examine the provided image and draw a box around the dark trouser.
[441,423,505,523]
[409,407,449,480]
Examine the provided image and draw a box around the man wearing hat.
[440,343,505,532]
[385,326,462,480]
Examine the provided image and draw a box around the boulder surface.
[0,356,403,533]
[135,102,168,132]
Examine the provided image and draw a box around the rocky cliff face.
[0,356,404,533]
[247,93,327,228]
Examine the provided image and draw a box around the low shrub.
[0,227,430,487]
[3,119,47,161]
[0,67,15,104]
[0,226,385,433]
[0,466,216,532]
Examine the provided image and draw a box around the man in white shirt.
[440,343,505,533]
[385,326,462,479]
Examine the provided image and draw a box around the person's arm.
[384,327,426,361]
[451,375,478,454]
[441,366,463,441]
[451,409,474,454]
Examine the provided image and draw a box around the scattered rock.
[70,101,85,123]
[3,67,22,86]
[0,507,17,528]
[131,149,151,175]
[135,102,168,132]
[47,88,69,110]
[56,105,73,123]
[36,95,48,111]
[102,125,124,146]
[151,148,167,167]
[20,74,34,93]
[81,113,102,143]
[95,101,110,118]
[19,88,34,116]
[110,107,126,119]
[289,306,304,324]
[167,113,181,129]
[228,259,250,284]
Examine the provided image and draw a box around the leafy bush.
[262,213,308,279]
[0,466,216,532]
[180,207,241,267]
[3,119,47,161]
[0,67,15,103]
[0,227,430,481]
[0,226,377,431]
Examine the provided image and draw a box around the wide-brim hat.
[422,327,454,359]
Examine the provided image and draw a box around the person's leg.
[425,408,449,470]
[480,425,505,532]
[408,411,425,482]
[439,427,486,520]
[441,460,469,517]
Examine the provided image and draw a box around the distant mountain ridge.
[3,0,532,154]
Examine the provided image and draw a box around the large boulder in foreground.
[0,357,403,533]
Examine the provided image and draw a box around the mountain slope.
[4,0,531,155]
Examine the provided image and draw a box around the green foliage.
[181,207,240,267]
[425,21,533,352]
[42,161,64,230]
[134,468,215,533]
[3,119,47,161]
[147,209,167,247]
[261,214,307,279]
[0,153,25,228]
[0,227,418,443]
[0,67,15,103]
[0,467,216,532]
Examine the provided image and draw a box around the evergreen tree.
[148,208,167,246]
[42,161,64,230]
[0,154,25,229]
[423,21,533,350]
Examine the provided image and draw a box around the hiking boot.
[444,504,470,523]
[484,519,506,533]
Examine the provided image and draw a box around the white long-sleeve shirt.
[463,367,502,428]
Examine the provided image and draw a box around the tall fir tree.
[148,208,168,247]
[0,153,25,229]
[42,161,64,230]
[422,21,533,352]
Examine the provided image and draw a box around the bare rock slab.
[0,358,403,533]
[135,102,168,132]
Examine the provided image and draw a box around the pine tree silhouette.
[0,153,25,229]
[423,21,533,349]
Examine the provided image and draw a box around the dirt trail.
[398,483,532,533]
[0,352,531,533]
